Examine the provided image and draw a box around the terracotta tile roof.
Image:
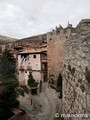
[18,49,41,54]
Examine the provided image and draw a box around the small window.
[33,55,36,58]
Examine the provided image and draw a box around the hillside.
[0,35,16,44]
[17,33,47,43]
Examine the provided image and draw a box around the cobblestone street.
[19,82,58,120]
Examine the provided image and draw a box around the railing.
[29,94,41,108]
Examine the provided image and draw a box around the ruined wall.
[47,25,76,86]
[62,19,90,120]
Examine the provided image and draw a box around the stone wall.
[47,24,76,86]
[62,19,90,120]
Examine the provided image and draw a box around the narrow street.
[36,82,57,120]
[19,82,58,120]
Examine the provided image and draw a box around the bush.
[57,86,61,92]
[29,82,38,87]
[57,73,62,99]
[28,74,38,88]
[57,74,62,87]
[39,80,42,92]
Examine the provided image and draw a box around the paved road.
[19,82,58,120]
[36,82,57,120]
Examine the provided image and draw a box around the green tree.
[0,50,17,81]
[39,80,42,93]
[57,73,62,99]
[28,74,38,87]
[0,50,19,120]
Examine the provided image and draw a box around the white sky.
[0,0,90,39]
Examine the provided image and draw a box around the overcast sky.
[0,0,90,39]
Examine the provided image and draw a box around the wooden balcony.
[41,56,47,63]
[41,63,47,72]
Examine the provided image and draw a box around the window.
[21,54,29,62]
[33,55,36,58]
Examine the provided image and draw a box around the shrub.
[57,73,62,99]
[28,74,38,88]
[39,80,42,92]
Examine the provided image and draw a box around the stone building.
[47,23,76,87]
[62,19,90,120]
[0,19,89,119]
[17,49,47,85]
[0,33,47,86]
[0,33,47,59]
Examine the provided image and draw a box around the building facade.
[17,49,47,85]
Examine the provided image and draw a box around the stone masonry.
[0,17,89,120]
[47,23,76,86]
[62,19,90,120]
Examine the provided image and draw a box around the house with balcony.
[17,49,47,85]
